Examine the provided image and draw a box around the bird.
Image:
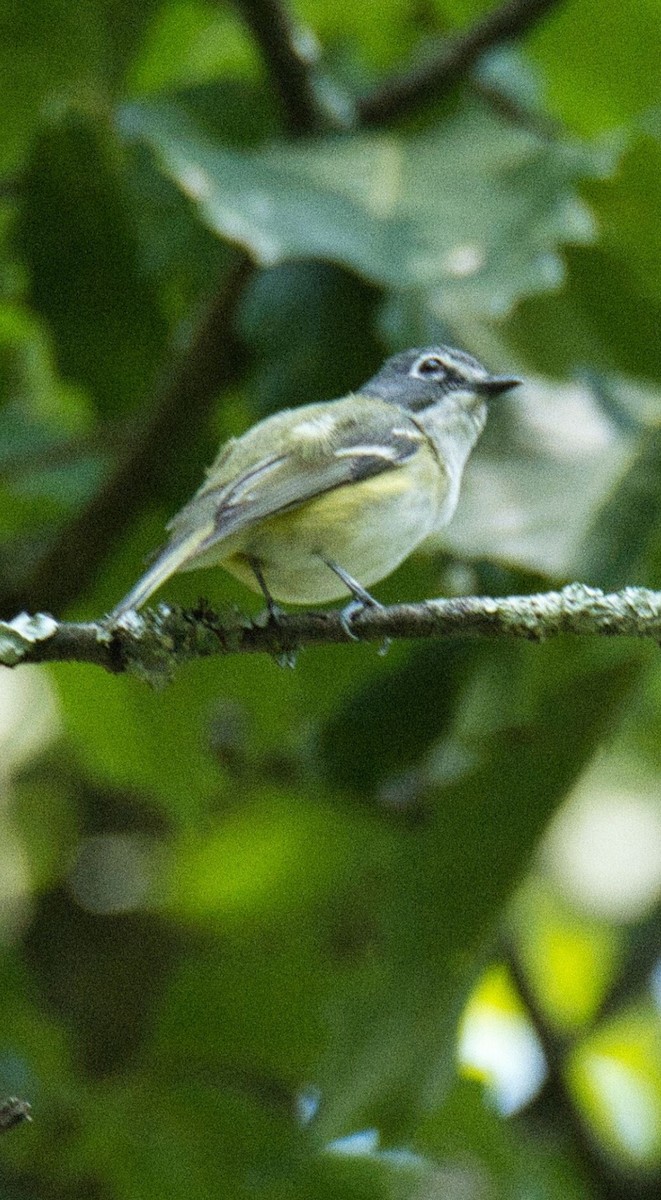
[110,346,519,625]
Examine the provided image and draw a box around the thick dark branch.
[2,584,660,684]
[232,0,328,134]
[358,0,563,127]
[3,256,252,616]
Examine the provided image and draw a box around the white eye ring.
[413,355,446,378]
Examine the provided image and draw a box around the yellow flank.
[220,447,443,605]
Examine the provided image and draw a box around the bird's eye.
[414,355,446,378]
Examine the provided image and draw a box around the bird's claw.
[339,597,391,655]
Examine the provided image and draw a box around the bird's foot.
[338,596,391,655]
[339,596,376,640]
[319,557,391,654]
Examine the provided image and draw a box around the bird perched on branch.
[111,346,519,628]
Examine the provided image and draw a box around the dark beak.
[479,376,521,397]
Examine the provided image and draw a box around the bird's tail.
[109,531,206,620]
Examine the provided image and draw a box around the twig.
[1,584,660,683]
[469,77,559,138]
[358,0,563,127]
[0,1097,32,1133]
[231,0,329,134]
[2,256,252,616]
[594,906,661,1023]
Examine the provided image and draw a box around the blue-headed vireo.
[111,346,519,623]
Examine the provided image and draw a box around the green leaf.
[504,245,661,382]
[18,106,168,416]
[574,425,661,590]
[124,140,231,326]
[127,1,259,95]
[238,261,382,417]
[150,920,328,1083]
[320,640,478,795]
[416,1079,591,1200]
[78,1076,449,1200]
[23,887,183,1077]
[566,1001,661,1170]
[307,1143,463,1200]
[297,0,433,75]
[51,660,230,825]
[529,0,661,135]
[582,132,661,307]
[81,1079,308,1200]
[427,375,630,581]
[0,0,159,176]
[120,95,596,319]
[0,302,105,529]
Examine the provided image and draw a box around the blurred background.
[1,0,661,1196]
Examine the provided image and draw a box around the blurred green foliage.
[1,1,661,1197]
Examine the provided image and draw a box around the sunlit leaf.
[567,1003,661,1169]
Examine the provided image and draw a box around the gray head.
[361,346,520,412]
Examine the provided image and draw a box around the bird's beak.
[478,376,521,397]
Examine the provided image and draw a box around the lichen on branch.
[1,583,660,685]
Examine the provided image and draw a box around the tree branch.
[2,584,660,684]
[357,0,563,128]
[231,0,330,135]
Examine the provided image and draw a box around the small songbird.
[111,346,519,624]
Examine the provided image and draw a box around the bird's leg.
[319,557,388,650]
[248,557,283,623]
[248,557,297,668]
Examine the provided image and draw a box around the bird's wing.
[172,403,426,551]
[111,401,425,616]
